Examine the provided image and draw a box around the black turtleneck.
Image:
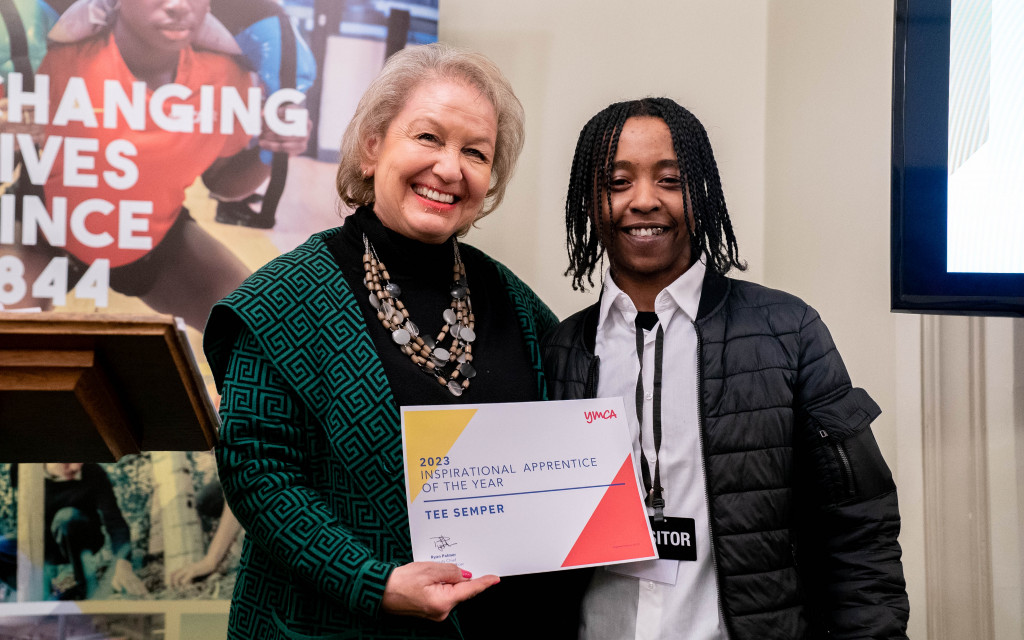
[327,206,538,408]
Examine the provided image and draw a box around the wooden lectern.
[0,312,218,462]
[0,312,219,602]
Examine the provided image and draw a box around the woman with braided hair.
[544,98,908,638]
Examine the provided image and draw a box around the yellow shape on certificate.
[404,408,477,502]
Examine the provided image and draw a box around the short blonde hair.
[336,43,525,227]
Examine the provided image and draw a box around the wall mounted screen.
[891,0,1024,315]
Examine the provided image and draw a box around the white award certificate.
[401,398,656,576]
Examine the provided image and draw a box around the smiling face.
[116,0,210,56]
[363,78,498,244]
[598,116,693,300]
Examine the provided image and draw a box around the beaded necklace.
[362,234,478,397]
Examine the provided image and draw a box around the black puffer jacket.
[542,272,909,639]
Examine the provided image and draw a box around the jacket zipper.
[694,322,732,639]
[818,427,855,498]
[584,355,600,398]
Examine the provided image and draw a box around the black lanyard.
[634,313,666,521]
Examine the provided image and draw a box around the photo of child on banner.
[0,0,312,329]
[0,0,438,320]
[0,454,243,603]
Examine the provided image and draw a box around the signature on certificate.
[431,535,457,551]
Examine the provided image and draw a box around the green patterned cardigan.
[204,228,557,640]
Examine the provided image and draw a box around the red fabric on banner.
[40,32,253,267]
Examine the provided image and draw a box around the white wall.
[763,1,896,455]
[985,318,1023,638]
[762,4,927,636]
[440,0,768,319]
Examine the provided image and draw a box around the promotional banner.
[402,399,657,576]
[0,1,439,637]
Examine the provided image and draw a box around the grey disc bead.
[392,328,411,345]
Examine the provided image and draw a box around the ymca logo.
[584,409,618,424]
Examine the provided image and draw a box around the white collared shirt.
[581,258,727,640]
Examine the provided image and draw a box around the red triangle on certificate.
[561,454,655,567]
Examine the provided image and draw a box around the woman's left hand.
[381,561,499,621]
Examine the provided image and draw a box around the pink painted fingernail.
[461,569,472,579]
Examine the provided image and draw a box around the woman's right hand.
[381,562,499,621]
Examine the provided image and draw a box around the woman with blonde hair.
[206,43,575,639]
